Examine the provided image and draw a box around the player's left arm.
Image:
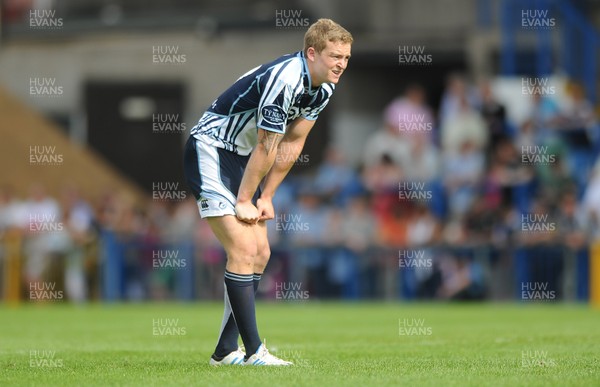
[236,128,284,224]
[257,117,315,221]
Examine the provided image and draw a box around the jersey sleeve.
[256,64,300,134]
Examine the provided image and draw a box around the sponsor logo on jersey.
[261,105,286,125]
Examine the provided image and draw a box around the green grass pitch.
[0,302,598,386]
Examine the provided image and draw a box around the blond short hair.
[304,18,353,54]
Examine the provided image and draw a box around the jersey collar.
[298,51,318,95]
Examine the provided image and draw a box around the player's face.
[308,41,351,86]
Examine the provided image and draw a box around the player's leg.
[206,215,263,362]
[253,220,271,274]
[209,216,291,366]
[206,215,256,274]
[242,220,292,365]
[213,219,269,360]
[183,136,253,364]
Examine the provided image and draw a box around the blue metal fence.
[490,0,600,102]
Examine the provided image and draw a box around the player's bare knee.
[256,245,271,266]
[256,244,271,262]
[227,243,258,267]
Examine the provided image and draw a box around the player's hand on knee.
[257,197,275,221]
[235,200,260,224]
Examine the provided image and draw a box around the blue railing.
[556,0,599,102]
[487,0,600,102]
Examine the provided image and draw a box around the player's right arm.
[235,128,283,224]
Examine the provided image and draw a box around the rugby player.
[183,18,352,366]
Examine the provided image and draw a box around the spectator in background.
[388,84,435,143]
[518,199,564,299]
[525,92,562,144]
[406,203,440,247]
[478,79,510,148]
[61,185,95,302]
[375,202,409,299]
[441,95,488,154]
[556,190,589,300]
[485,138,534,210]
[563,83,598,134]
[439,73,479,128]
[194,215,225,300]
[367,85,436,180]
[314,147,356,205]
[403,203,440,299]
[514,119,537,151]
[561,83,599,191]
[581,160,600,241]
[23,184,69,293]
[157,198,198,300]
[164,197,198,243]
[362,154,403,193]
[401,132,439,183]
[288,190,330,297]
[0,185,26,232]
[436,252,486,300]
[363,95,413,168]
[328,194,376,298]
[363,124,408,170]
[362,154,403,224]
[536,150,575,207]
[464,197,496,245]
[442,140,486,216]
[557,190,588,250]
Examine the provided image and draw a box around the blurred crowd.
[1,74,599,302]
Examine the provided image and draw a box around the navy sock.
[214,273,261,358]
[218,271,262,357]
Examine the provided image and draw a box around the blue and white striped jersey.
[190,51,334,156]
